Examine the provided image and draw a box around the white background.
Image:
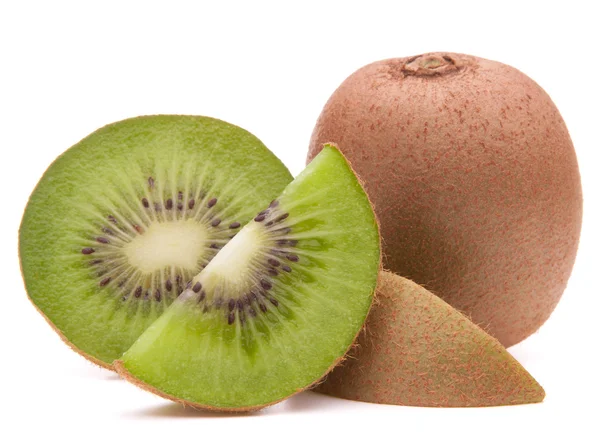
[1,1,598,438]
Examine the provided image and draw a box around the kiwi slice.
[19,115,292,368]
[114,145,381,411]
[317,271,545,407]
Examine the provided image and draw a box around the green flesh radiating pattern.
[118,146,380,409]
[19,115,292,365]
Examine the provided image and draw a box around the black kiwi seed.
[286,254,299,262]
[281,265,292,273]
[269,199,279,208]
[81,175,277,316]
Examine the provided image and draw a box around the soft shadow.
[125,402,265,419]
[283,390,354,413]
[68,362,120,381]
[103,373,122,381]
[507,335,545,364]
[125,391,347,418]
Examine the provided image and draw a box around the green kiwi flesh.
[317,271,545,407]
[19,115,293,368]
[114,146,381,411]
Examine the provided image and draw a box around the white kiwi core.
[123,220,208,274]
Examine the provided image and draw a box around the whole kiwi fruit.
[308,52,582,347]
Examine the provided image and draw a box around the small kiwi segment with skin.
[114,145,381,411]
[308,52,582,347]
[19,115,293,369]
[317,271,545,407]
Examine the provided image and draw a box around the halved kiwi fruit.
[114,146,381,411]
[19,115,293,368]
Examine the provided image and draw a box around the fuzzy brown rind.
[308,52,583,347]
[19,247,114,370]
[29,297,113,370]
[317,271,545,407]
[114,337,360,413]
[113,145,383,412]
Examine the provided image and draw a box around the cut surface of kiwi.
[19,115,292,368]
[317,271,545,407]
[114,146,381,411]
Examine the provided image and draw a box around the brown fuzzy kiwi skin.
[114,348,346,413]
[317,271,545,407]
[114,144,383,412]
[18,234,114,371]
[29,298,114,370]
[308,52,583,347]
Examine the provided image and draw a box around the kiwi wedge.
[317,271,545,407]
[114,146,381,411]
[19,115,292,368]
